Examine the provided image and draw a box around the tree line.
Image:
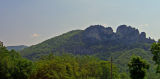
[0,46,120,79]
[0,40,160,79]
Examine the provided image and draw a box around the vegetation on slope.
[0,46,34,79]
[21,25,155,61]
[1,41,160,79]
[21,30,83,59]
[0,46,124,79]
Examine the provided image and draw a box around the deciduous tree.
[128,55,149,79]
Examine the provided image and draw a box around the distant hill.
[7,45,28,51]
[21,25,155,71]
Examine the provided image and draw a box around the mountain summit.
[21,25,155,60]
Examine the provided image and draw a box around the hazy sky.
[1,0,160,46]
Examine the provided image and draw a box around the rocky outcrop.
[82,25,155,45]
[83,25,114,40]
[82,25,116,45]
[140,32,146,38]
[105,27,114,35]
[116,25,139,39]
[83,25,106,41]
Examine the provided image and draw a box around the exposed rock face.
[105,27,114,35]
[82,25,154,45]
[140,32,146,38]
[116,25,139,39]
[82,25,115,45]
[84,25,106,41]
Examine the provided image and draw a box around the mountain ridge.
[21,25,155,60]
[7,45,28,51]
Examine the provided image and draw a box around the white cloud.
[32,33,40,37]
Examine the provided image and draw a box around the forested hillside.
[0,46,122,79]
[21,25,155,60]
[20,25,156,73]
